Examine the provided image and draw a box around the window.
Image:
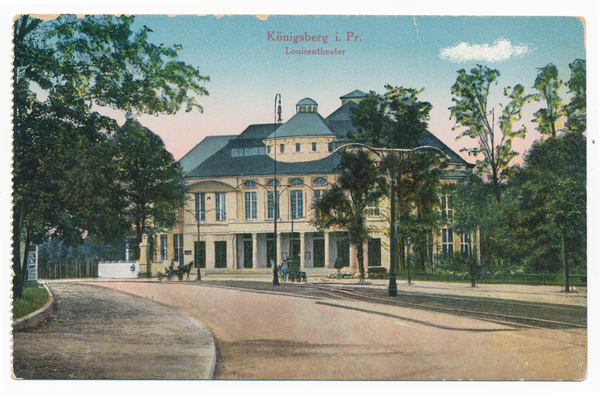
[296,143,301,152]
[268,191,280,219]
[290,178,303,186]
[280,144,285,153]
[314,177,327,186]
[160,235,168,261]
[314,190,323,204]
[312,142,317,151]
[244,180,256,188]
[461,233,470,256]
[268,179,279,186]
[173,234,184,263]
[195,193,205,222]
[267,145,271,154]
[442,228,453,254]
[215,241,227,269]
[216,193,226,221]
[291,190,304,219]
[245,191,257,219]
[441,194,453,224]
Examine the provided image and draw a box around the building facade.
[147,90,474,275]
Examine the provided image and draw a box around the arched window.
[290,179,303,186]
[244,180,257,188]
[268,179,280,186]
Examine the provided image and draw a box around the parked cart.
[278,260,307,283]
[157,261,194,281]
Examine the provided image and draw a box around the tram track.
[309,284,587,331]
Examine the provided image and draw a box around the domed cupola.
[296,98,318,113]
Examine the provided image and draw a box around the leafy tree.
[509,133,586,290]
[564,59,586,135]
[351,85,442,294]
[12,14,209,298]
[450,65,535,203]
[532,64,565,138]
[112,120,187,259]
[314,151,386,281]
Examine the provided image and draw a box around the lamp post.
[330,143,449,296]
[273,94,282,286]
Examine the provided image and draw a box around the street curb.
[185,316,218,380]
[12,283,54,332]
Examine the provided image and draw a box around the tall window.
[280,144,285,153]
[441,194,453,224]
[442,228,453,255]
[312,142,317,151]
[314,189,323,204]
[461,233,470,256]
[245,191,257,219]
[296,143,301,152]
[160,235,168,261]
[173,234,184,263]
[216,193,226,221]
[195,193,205,222]
[291,190,304,219]
[268,191,280,219]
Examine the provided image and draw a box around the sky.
[94,13,588,163]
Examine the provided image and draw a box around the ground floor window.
[173,234,184,263]
[194,241,206,268]
[442,228,453,255]
[215,241,227,268]
[461,233,470,256]
[160,235,168,261]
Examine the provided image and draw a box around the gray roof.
[297,97,318,106]
[178,135,235,174]
[266,112,335,139]
[340,89,368,99]
[186,123,341,178]
[184,92,473,179]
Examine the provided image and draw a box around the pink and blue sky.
[104,14,587,163]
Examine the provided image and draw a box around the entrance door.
[215,241,227,268]
[194,241,206,268]
[368,238,382,267]
[291,235,301,261]
[266,236,275,268]
[313,239,325,267]
[244,239,253,268]
[337,238,350,267]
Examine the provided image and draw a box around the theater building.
[148,90,474,275]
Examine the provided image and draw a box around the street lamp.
[273,94,282,286]
[331,143,449,296]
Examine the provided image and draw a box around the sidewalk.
[174,267,588,307]
[12,282,216,379]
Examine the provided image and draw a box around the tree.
[564,59,586,135]
[351,85,441,294]
[450,65,535,203]
[532,64,565,138]
[314,150,386,281]
[113,120,187,259]
[12,15,209,298]
[509,133,586,291]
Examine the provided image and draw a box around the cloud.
[440,39,530,63]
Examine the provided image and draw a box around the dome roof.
[297,97,318,106]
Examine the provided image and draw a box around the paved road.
[12,282,215,380]
[97,280,587,380]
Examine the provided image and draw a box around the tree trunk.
[357,243,365,282]
[562,226,570,292]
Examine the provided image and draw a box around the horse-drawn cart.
[157,261,194,281]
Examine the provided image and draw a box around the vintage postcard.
[4,2,597,396]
